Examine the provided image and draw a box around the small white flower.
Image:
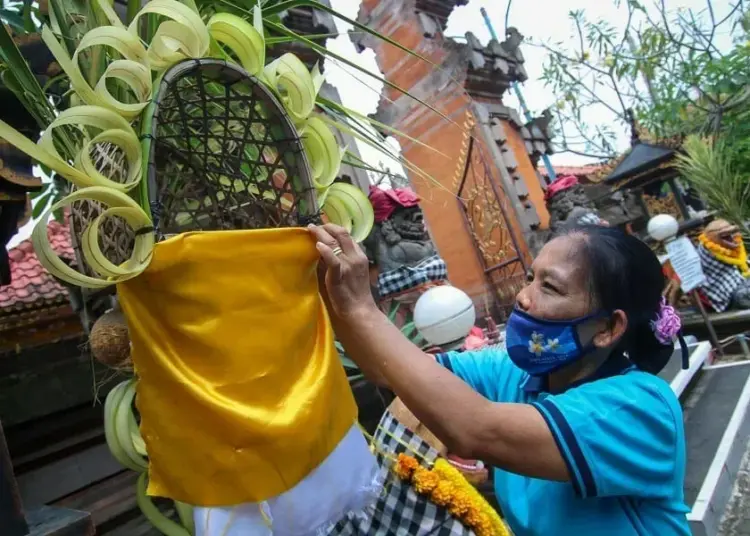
[528,340,544,356]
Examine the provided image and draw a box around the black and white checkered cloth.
[377,255,449,299]
[698,245,746,312]
[327,411,474,536]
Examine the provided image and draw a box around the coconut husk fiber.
[89,309,131,369]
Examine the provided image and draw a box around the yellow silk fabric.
[117,228,358,506]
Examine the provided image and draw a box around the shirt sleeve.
[532,375,680,499]
[435,348,524,403]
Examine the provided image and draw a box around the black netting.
[146,59,318,237]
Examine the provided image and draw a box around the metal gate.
[457,135,530,319]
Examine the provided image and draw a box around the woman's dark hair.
[565,225,672,374]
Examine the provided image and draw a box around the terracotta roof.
[540,164,604,177]
[1,221,73,313]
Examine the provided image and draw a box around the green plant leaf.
[22,0,34,32]
[53,206,65,222]
[29,182,50,199]
[265,32,338,45]
[339,355,359,370]
[126,0,140,24]
[387,301,401,322]
[263,19,454,126]
[400,321,416,339]
[32,191,52,219]
[317,97,449,159]
[48,0,78,56]
[0,9,26,33]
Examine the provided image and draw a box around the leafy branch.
[538,0,748,159]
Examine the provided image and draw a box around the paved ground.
[720,438,750,535]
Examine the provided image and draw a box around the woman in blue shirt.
[309,223,691,536]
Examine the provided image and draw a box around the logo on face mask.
[505,308,604,376]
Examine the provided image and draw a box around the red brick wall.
[360,3,547,312]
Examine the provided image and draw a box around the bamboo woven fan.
[70,58,318,278]
[146,58,318,237]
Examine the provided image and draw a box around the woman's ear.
[593,310,628,348]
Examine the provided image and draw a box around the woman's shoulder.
[577,367,682,420]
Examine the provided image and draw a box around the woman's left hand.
[308,224,377,319]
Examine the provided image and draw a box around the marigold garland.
[392,453,510,536]
[699,233,750,276]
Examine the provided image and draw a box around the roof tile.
[541,164,604,178]
[0,220,74,311]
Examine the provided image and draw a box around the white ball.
[647,214,679,241]
[413,286,476,347]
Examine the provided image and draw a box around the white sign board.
[665,236,706,293]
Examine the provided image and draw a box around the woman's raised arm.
[309,224,569,482]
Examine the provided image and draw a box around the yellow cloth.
[117,228,358,506]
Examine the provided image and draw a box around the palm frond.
[675,135,750,236]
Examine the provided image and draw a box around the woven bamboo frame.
[69,58,318,284]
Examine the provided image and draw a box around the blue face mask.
[505,308,604,376]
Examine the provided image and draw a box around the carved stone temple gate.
[352,0,553,321]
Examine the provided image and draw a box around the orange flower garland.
[699,233,750,276]
[392,453,510,536]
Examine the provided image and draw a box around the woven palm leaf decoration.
[68,61,322,282]
[0,1,512,535]
[68,142,134,282]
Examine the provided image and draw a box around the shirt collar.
[521,353,634,395]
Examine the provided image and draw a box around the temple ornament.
[697,219,750,312]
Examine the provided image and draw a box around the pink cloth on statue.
[369,186,421,223]
[545,175,579,200]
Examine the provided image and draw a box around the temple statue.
[364,186,447,302]
[697,219,750,312]
[545,175,607,233]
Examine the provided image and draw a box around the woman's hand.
[308,223,378,319]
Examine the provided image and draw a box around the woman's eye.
[543,281,559,293]
[525,271,534,282]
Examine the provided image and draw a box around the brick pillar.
[351,0,550,312]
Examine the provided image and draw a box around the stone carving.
[545,176,605,233]
[370,208,437,274]
[501,27,524,58]
[364,187,436,274]
[523,109,554,168]
[463,29,528,89]
[364,186,447,302]
[697,219,750,312]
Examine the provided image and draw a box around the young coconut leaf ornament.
[0,1,509,534]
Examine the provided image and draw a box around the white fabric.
[194,424,380,536]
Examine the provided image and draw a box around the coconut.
[89,309,131,368]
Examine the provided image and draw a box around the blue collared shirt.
[436,348,691,536]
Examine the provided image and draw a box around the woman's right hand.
[308,224,378,320]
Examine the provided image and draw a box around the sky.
[7,0,737,248]
[324,0,735,170]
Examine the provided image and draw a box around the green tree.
[537,0,749,158]
[538,0,750,230]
